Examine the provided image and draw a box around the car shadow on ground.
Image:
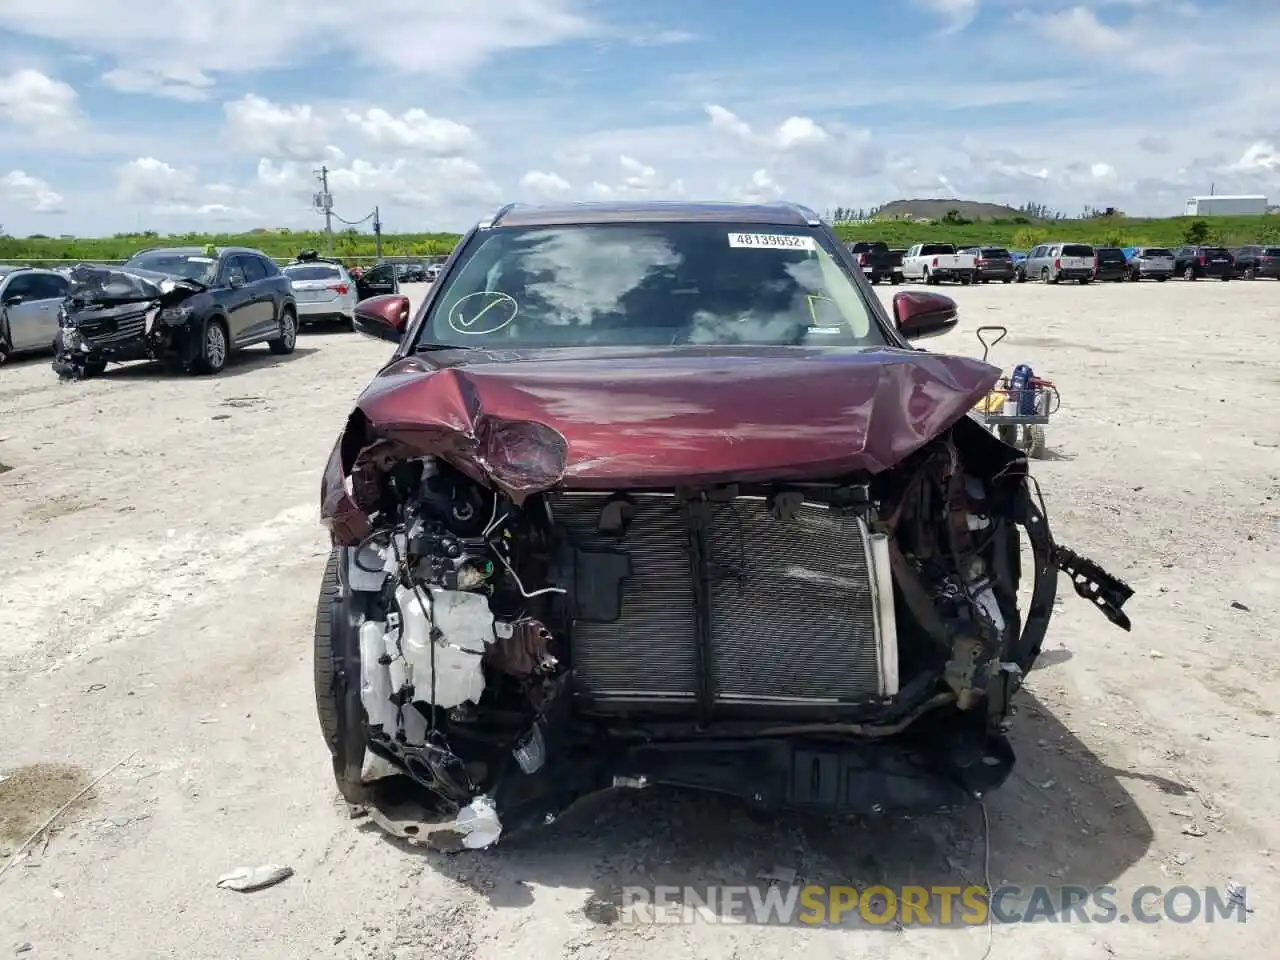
[0,351,54,370]
[98,346,318,380]
[371,690,1161,930]
[298,322,356,337]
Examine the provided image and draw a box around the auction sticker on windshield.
[727,233,816,250]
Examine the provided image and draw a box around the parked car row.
[848,238,1280,286]
[0,244,422,374]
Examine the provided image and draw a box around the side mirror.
[227,275,244,289]
[2,295,22,307]
[353,293,411,344]
[892,290,958,341]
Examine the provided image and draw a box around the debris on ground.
[1225,880,1251,913]
[216,864,294,892]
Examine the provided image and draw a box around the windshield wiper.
[413,342,472,352]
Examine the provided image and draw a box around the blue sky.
[0,0,1276,235]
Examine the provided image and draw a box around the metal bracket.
[1053,546,1134,631]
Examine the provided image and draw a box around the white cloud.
[588,155,684,199]
[1023,6,1126,54]
[702,105,883,177]
[0,68,81,131]
[774,117,829,151]
[736,169,784,203]
[1233,142,1280,173]
[0,170,66,213]
[914,0,980,33]
[0,0,598,89]
[519,170,573,196]
[706,104,753,140]
[151,202,260,222]
[116,157,197,205]
[114,158,260,222]
[101,65,215,102]
[224,94,332,161]
[343,107,477,156]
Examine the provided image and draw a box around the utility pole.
[373,205,382,261]
[313,165,334,257]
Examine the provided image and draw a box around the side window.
[240,256,267,283]
[256,256,279,277]
[4,274,37,300]
[31,274,68,299]
[222,257,247,286]
[365,263,393,283]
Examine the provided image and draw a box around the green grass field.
[2,213,1278,265]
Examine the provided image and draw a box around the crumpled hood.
[350,346,1001,490]
[65,263,205,306]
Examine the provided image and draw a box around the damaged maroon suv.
[315,200,1133,849]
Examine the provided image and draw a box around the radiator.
[548,491,890,708]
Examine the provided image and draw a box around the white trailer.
[1183,195,1267,216]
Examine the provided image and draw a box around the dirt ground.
[1,279,1275,959]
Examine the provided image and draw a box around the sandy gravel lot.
[1,278,1276,959]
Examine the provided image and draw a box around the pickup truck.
[846,241,903,284]
[901,243,977,285]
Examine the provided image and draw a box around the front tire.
[194,319,228,375]
[269,307,298,355]
[315,548,375,805]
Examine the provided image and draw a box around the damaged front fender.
[320,392,571,546]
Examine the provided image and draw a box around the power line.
[331,209,374,226]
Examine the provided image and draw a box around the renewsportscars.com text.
[619,884,1249,927]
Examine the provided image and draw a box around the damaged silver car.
[314,201,1133,849]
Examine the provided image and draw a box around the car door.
[1027,246,1044,276]
[28,272,69,349]
[236,255,275,340]
[356,262,398,300]
[1,273,61,352]
[217,255,255,342]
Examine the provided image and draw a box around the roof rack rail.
[478,202,518,230]
[776,201,823,226]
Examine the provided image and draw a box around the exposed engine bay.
[320,413,1133,850]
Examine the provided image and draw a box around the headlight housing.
[158,305,193,324]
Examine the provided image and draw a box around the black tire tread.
[314,547,342,752]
